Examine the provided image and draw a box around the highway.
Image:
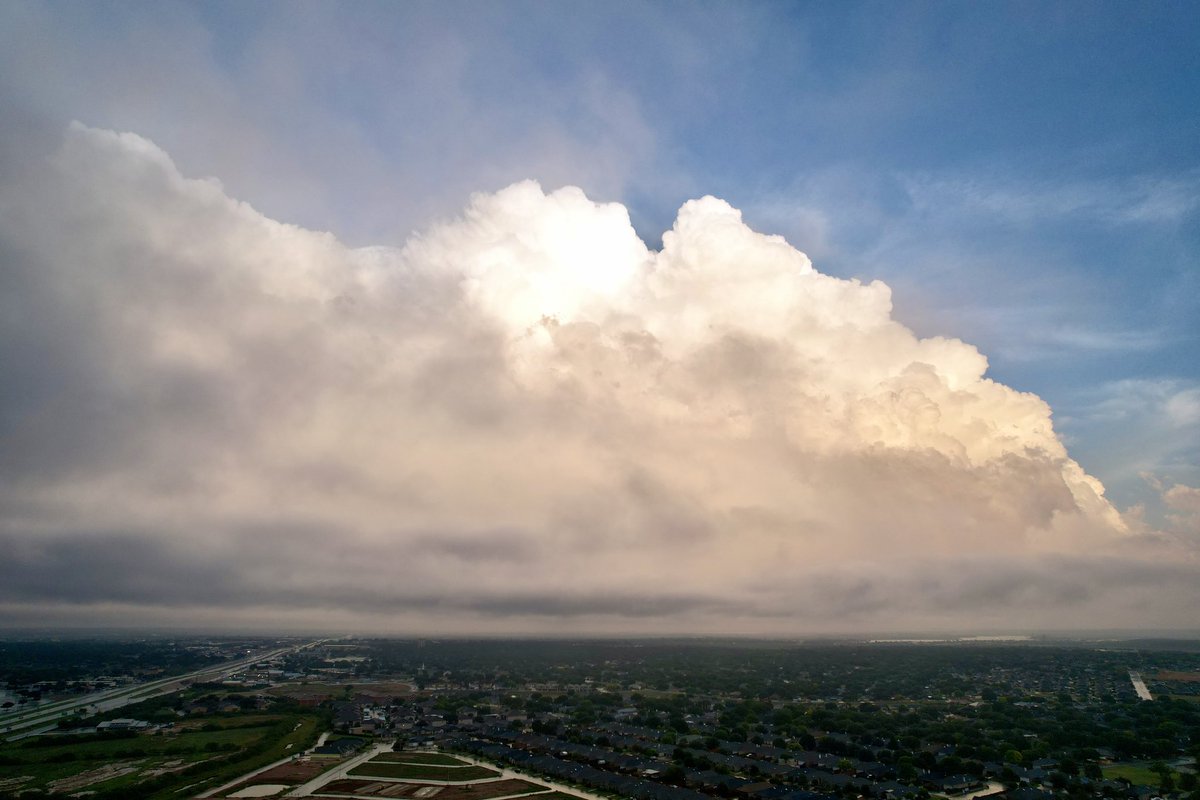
[0,639,325,741]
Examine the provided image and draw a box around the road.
[286,747,614,800]
[285,742,394,797]
[1129,670,1154,701]
[952,781,1006,800]
[0,639,325,741]
[451,753,617,800]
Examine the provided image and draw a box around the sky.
[0,1,1198,636]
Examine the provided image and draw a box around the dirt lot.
[221,759,338,796]
[348,762,500,781]
[319,778,548,799]
[269,681,414,702]
[1155,671,1200,682]
[248,760,333,783]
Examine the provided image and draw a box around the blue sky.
[1,2,1199,633]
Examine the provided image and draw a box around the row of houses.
[445,724,1174,800]
[450,729,953,800]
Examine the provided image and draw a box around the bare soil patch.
[220,759,338,796]
[228,785,289,798]
[320,778,547,799]
[349,761,499,781]
[269,681,414,701]
[252,759,335,782]
[47,760,141,793]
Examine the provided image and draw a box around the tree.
[1149,762,1174,793]
[662,764,687,784]
[940,756,964,774]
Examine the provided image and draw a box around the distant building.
[97,718,151,731]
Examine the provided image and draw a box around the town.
[0,637,1197,800]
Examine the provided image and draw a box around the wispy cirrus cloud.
[898,170,1200,227]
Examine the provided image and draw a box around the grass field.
[347,760,501,781]
[0,710,324,799]
[188,715,322,787]
[1102,764,1178,785]
[374,752,470,765]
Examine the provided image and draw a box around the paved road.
[0,639,325,741]
[288,748,612,800]
[286,743,395,797]
[198,751,307,799]
[952,781,1006,800]
[452,753,614,800]
[199,727,350,798]
[1129,670,1154,701]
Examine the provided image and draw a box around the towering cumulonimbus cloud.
[0,124,1195,634]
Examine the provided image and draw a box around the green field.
[348,760,501,781]
[0,711,324,799]
[1102,764,1180,786]
[374,751,470,765]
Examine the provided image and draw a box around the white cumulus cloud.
[0,124,1194,635]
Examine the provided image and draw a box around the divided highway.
[0,639,324,741]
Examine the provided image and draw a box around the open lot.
[373,752,470,766]
[243,759,335,783]
[218,758,342,797]
[268,681,414,702]
[348,759,500,781]
[0,710,322,798]
[1102,764,1182,785]
[320,777,549,799]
